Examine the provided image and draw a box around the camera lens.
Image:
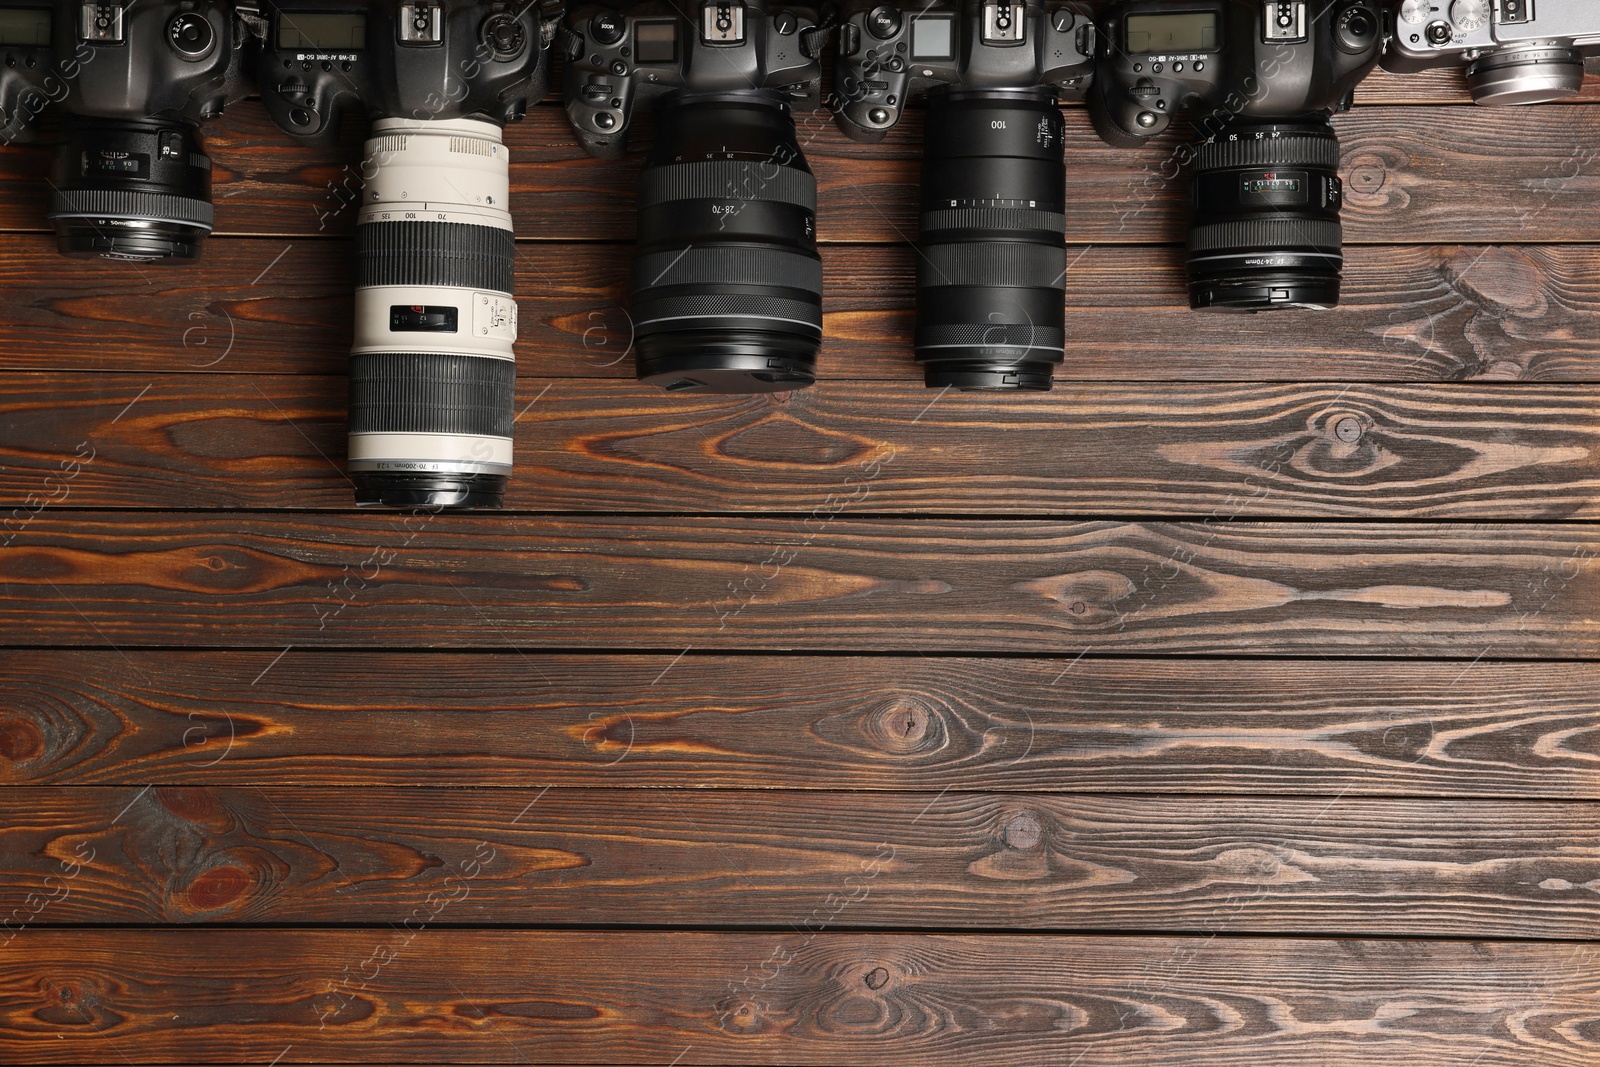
[632,92,822,393]
[348,117,518,510]
[1466,45,1586,105]
[47,119,213,261]
[917,88,1066,391]
[1187,121,1344,311]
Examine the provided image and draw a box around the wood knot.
[185,864,251,911]
[154,786,222,824]
[1002,813,1043,851]
[862,696,942,755]
[863,966,890,990]
[0,717,44,762]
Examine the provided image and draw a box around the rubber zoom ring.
[348,353,515,437]
[1187,218,1343,254]
[919,243,1066,289]
[46,189,214,229]
[1194,133,1341,172]
[633,293,822,331]
[916,323,1066,347]
[634,246,822,292]
[357,222,515,293]
[921,208,1065,236]
[639,160,816,209]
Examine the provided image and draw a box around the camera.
[561,0,828,393]
[0,1,254,261]
[1383,0,1600,105]
[1089,1,1382,311]
[255,2,558,510]
[834,0,1096,390]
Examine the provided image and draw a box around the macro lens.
[1187,120,1344,311]
[916,87,1066,391]
[632,91,822,393]
[48,119,213,261]
[348,117,518,509]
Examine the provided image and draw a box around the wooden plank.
[0,516,1592,654]
[7,103,1600,243]
[2,930,1595,1064]
[6,652,1599,797]
[2,375,1597,517]
[4,786,1599,937]
[2,237,1598,383]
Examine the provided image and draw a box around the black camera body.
[256,1,552,140]
[0,1,254,260]
[1088,0,1381,147]
[1089,1,1381,312]
[832,0,1096,143]
[560,0,824,160]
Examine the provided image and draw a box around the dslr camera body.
[560,1,828,393]
[255,2,559,510]
[1383,0,1600,105]
[832,0,1096,390]
[1089,0,1382,311]
[0,0,254,260]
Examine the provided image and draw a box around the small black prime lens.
[917,87,1066,391]
[1187,121,1344,311]
[632,92,822,393]
[48,119,214,261]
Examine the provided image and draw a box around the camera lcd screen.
[635,21,677,63]
[1125,12,1217,53]
[0,9,51,46]
[910,15,955,60]
[277,12,368,50]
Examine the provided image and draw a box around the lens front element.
[348,117,518,509]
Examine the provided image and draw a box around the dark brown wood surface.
[4,930,1598,1065]
[5,652,1598,797]
[2,55,1598,1067]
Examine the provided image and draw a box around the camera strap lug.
[800,3,839,60]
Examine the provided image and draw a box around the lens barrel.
[348,117,518,509]
[916,87,1066,391]
[633,92,822,393]
[48,119,213,261]
[1466,44,1587,105]
[1187,121,1344,311]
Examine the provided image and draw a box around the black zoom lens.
[48,119,214,261]
[917,88,1066,391]
[1187,121,1344,311]
[633,93,822,393]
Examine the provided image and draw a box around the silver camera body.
[1383,0,1600,104]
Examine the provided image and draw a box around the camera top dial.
[1398,0,1429,23]
[1450,0,1489,32]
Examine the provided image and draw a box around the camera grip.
[1085,77,1165,149]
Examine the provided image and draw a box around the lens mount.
[1186,120,1344,312]
[631,91,822,394]
[916,86,1065,390]
[1466,44,1586,106]
[48,119,213,261]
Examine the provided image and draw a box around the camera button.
[867,5,902,40]
[167,13,214,58]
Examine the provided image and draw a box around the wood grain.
[2,930,1596,1065]
[2,374,1597,516]
[0,516,1592,654]
[2,237,1598,382]
[5,652,1599,797]
[4,786,1599,937]
[7,102,1600,243]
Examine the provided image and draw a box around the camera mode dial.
[168,12,214,58]
[1449,0,1488,32]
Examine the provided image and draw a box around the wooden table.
[1,66,1597,1066]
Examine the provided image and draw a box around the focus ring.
[1188,218,1343,255]
[634,246,822,291]
[919,243,1066,289]
[916,323,1066,347]
[639,160,816,209]
[349,353,515,437]
[46,189,214,229]
[1195,134,1340,172]
[357,222,515,292]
